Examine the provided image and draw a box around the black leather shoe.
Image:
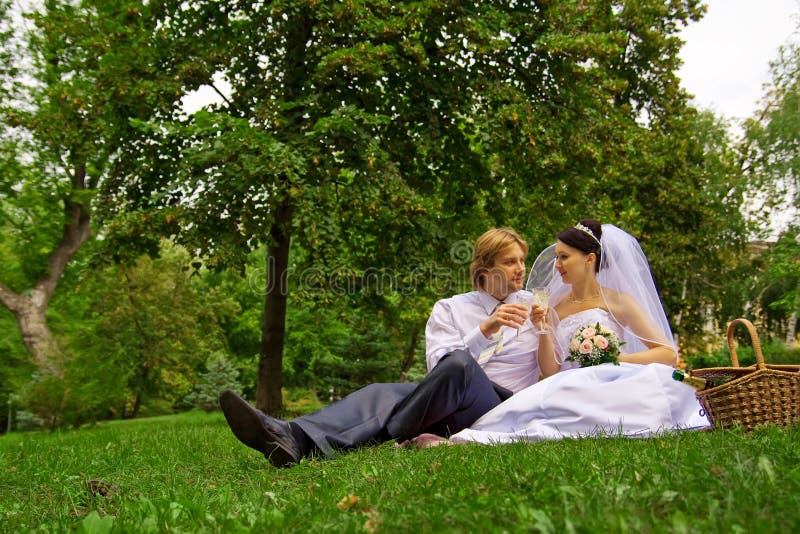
[218,390,303,467]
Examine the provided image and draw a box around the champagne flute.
[532,286,551,333]
[514,290,535,337]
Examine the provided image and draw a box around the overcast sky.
[678,0,800,121]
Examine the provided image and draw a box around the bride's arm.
[531,304,561,379]
[612,294,678,366]
[537,331,561,379]
[621,342,676,366]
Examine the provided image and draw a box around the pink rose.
[594,335,609,350]
[581,327,596,339]
[579,340,593,354]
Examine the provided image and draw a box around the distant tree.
[638,110,751,352]
[741,31,800,231]
[755,229,800,346]
[739,24,800,344]
[185,352,242,412]
[68,243,238,419]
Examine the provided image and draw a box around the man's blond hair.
[469,227,528,290]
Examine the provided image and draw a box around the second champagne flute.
[532,286,551,333]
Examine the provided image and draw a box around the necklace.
[567,289,601,304]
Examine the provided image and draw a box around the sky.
[677,0,800,122]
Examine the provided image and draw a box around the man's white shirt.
[425,290,540,393]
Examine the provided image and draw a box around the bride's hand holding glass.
[530,286,550,333]
[530,303,549,333]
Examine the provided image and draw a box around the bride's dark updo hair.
[556,218,602,272]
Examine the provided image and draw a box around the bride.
[413,219,709,446]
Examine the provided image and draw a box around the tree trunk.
[0,282,63,373]
[131,393,142,419]
[254,12,311,415]
[787,310,798,349]
[14,294,61,371]
[0,164,92,372]
[256,199,293,415]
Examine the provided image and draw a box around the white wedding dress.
[450,308,710,444]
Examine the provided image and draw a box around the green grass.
[1,411,799,533]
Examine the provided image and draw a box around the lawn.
[1,411,798,532]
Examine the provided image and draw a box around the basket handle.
[726,318,766,369]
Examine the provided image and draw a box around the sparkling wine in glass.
[514,290,535,337]
[532,286,551,333]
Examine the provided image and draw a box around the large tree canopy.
[92,0,711,413]
[88,0,718,413]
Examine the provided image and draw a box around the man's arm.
[425,299,495,371]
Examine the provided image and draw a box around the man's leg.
[220,383,418,465]
[220,351,502,465]
[292,382,417,458]
[384,350,504,442]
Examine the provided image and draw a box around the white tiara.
[575,223,600,244]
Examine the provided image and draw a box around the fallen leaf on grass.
[337,494,360,511]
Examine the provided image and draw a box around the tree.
[0,1,182,372]
[102,1,506,413]
[739,23,800,344]
[100,0,711,414]
[741,31,800,231]
[185,352,242,412]
[67,243,238,419]
[752,229,800,346]
[632,110,751,352]
[449,0,746,351]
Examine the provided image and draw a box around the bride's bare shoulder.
[602,288,640,313]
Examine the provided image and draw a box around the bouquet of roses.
[566,322,624,367]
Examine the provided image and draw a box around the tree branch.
[0,280,21,313]
[34,164,93,305]
[209,80,234,110]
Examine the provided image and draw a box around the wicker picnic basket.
[689,318,800,431]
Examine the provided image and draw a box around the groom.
[219,227,542,466]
